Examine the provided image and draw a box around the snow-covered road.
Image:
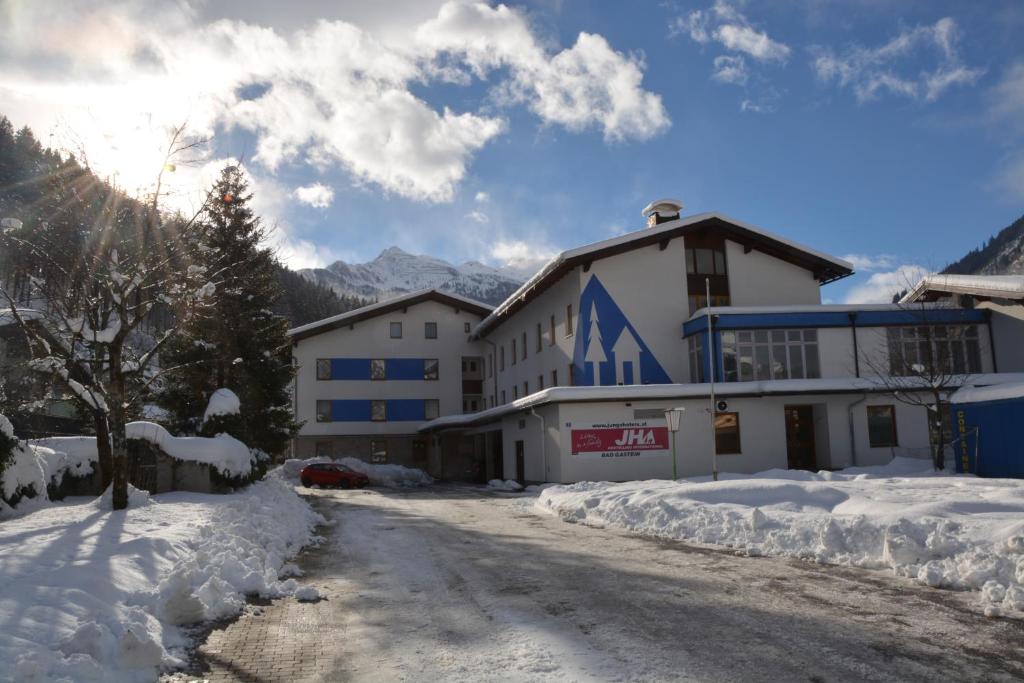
[273,484,1024,682]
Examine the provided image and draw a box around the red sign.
[571,425,669,455]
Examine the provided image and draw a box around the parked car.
[299,463,370,489]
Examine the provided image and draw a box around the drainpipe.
[848,312,860,377]
[984,309,997,373]
[482,337,499,408]
[529,407,547,483]
[847,395,867,467]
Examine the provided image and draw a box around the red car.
[299,463,370,489]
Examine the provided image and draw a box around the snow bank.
[536,459,1024,616]
[276,456,433,487]
[34,422,255,479]
[488,479,523,491]
[0,477,324,682]
[202,388,241,423]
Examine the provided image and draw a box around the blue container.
[952,397,1024,478]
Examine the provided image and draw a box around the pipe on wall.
[847,394,867,467]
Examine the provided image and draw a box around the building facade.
[290,203,1024,483]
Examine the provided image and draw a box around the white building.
[289,201,1024,483]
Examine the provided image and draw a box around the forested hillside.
[942,214,1024,275]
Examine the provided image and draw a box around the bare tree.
[0,125,215,509]
[860,297,982,470]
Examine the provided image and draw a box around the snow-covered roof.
[950,380,1024,405]
[472,212,854,338]
[288,288,492,341]
[901,274,1024,304]
[686,302,929,320]
[419,372,1024,432]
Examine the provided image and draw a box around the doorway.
[784,405,817,470]
[515,440,525,484]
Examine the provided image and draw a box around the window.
[371,359,386,380]
[316,400,332,422]
[721,329,821,382]
[464,322,471,333]
[390,322,402,339]
[714,412,741,454]
[371,400,386,422]
[688,336,705,383]
[867,405,898,447]
[522,331,528,360]
[513,386,519,399]
[316,359,331,380]
[686,246,728,275]
[425,322,437,339]
[634,408,667,419]
[551,369,558,387]
[501,390,506,404]
[886,325,981,376]
[500,346,505,371]
[536,323,543,352]
[425,399,440,420]
[424,359,439,380]
[538,375,544,390]
[549,315,556,346]
[568,363,575,386]
[469,360,477,372]
[566,304,574,336]
[685,237,730,315]
[523,381,529,395]
[511,339,517,365]
[370,440,388,463]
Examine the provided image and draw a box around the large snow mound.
[34,422,255,479]
[536,458,1024,616]
[0,477,324,682]
[276,456,433,487]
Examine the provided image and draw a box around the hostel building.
[289,201,1024,483]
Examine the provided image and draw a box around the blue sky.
[2,0,1023,303]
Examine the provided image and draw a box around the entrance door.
[784,406,817,470]
[515,440,525,484]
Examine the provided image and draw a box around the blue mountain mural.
[571,275,671,386]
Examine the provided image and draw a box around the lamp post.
[664,407,685,480]
[706,277,719,482]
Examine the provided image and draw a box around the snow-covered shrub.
[0,415,48,509]
[0,414,17,482]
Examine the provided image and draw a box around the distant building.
[289,203,1024,483]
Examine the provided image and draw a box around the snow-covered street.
[184,484,1024,682]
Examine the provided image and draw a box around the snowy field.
[536,458,1024,616]
[0,477,323,682]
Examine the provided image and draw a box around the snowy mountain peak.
[299,247,527,306]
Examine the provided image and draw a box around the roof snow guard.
[901,274,1024,304]
[472,212,854,338]
[288,289,492,342]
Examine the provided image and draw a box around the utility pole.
[706,277,719,481]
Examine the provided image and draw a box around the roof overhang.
[901,274,1024,304]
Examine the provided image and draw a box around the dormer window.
[685,236,730,315]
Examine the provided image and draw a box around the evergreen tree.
[158,165,297,464]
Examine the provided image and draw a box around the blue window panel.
[387,399,427,421]
[330,359,371,380]
[331,400,372,421]
[386,358,426,380]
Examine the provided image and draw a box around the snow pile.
[276,456,433,487]
[536,459,1024,615]
[35,422,255,479]
[488,479,523,491]
[202,388,241,423]
[0,476,324,682]
[1,420,94,515]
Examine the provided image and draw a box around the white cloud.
[811,17,984,103]
[993,152,1024,202]
[714,24,790,63]
[0,1,668,205]
[840,253,897,272]
[989,62,1024,137]
[292,182,335,208]
[842,264,930,304]
[712,55,748,85]
[474,191,489,203]
[489,239,558,278]
[465,210,489,224]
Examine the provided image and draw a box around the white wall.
[292,299,486,438]
[987,305,1024,373]
[724,240,822,307]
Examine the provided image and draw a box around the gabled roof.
[288,289,493,342]
[901,274,1024,304]
[472,212,854,338]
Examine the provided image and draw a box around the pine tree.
[158,165,297,465]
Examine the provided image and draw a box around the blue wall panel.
[387,399,427,421]
[325,358,431,380]
[331,400,372,421]
[386,358,426,380]
[953,398,1024,478]
[330,358,370,380]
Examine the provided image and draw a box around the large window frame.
[316,400,332,422]
[389,321,402,339]
[867,405,898,447]
[370,400,387,422]
[886,325,981,376]
[425,399,440,420]
[424,321,438,339]
[424,359,439,381]
[316,359,331,380]
[371,359,386,380]
[721,329,821,382]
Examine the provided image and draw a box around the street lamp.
[664,407,685,480]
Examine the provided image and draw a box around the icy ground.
[0,477,323,682]
[536,458,1024,616]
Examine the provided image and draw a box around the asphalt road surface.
[194,484,1024,682]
